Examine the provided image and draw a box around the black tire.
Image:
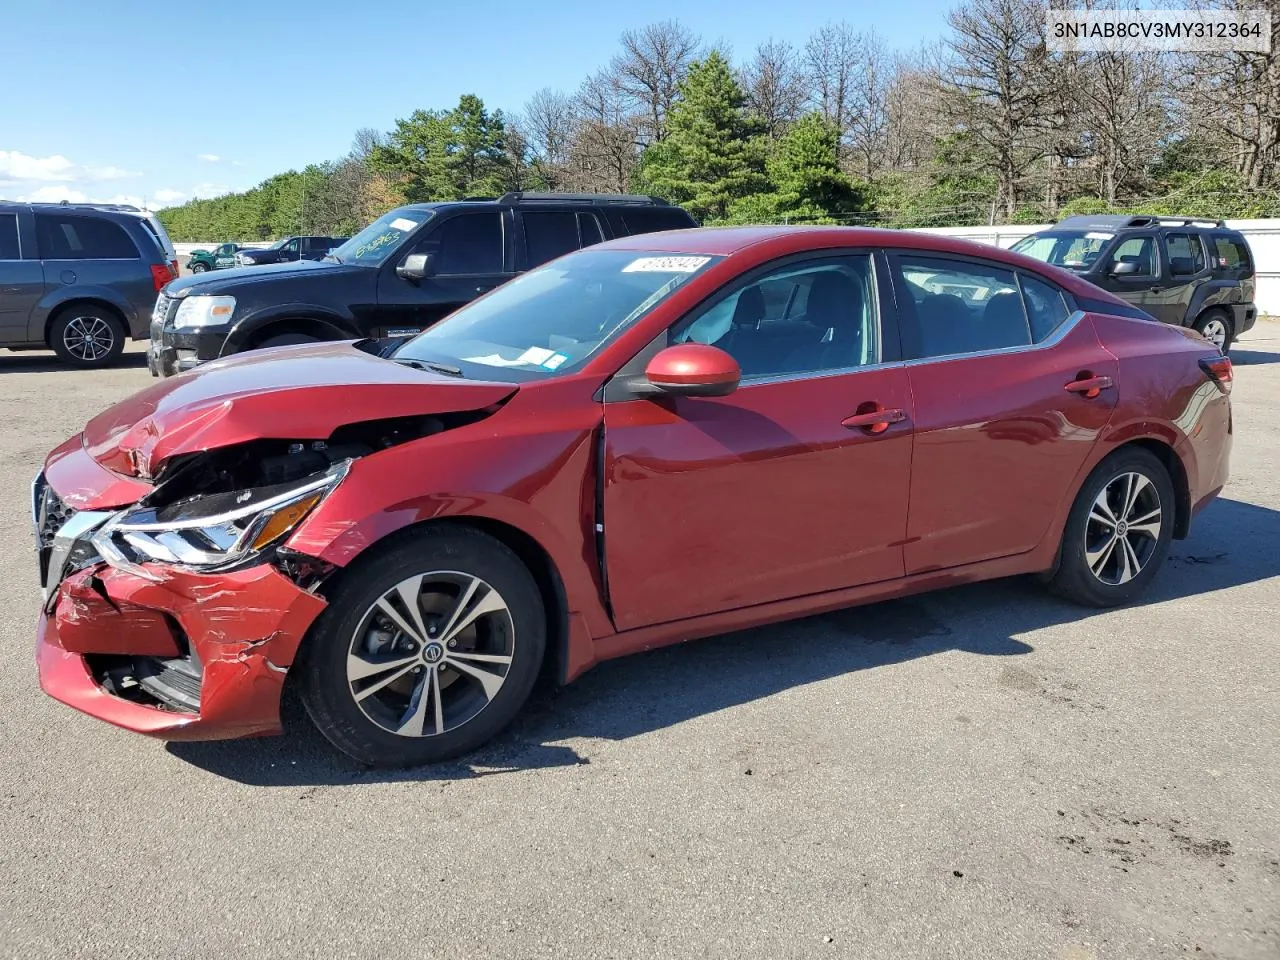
[256,332,321,350]
[48,306,126,369]
[1048,447,1175,608]
[191,262,209,273]
[1193,309,1234,354]
[297,526,546,767]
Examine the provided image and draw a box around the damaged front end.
[34,412,472,740]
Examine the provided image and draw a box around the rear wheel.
[191,262,209,274]
[1193,309,1233,353]
[49,306,126,368]
[1047,447,1175,607]
[298,527,546,767]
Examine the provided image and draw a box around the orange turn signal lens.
[250,492,324,551]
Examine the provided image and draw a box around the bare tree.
[570,71,642,192]
[351,127,385,161]
[804,21,860,152]
[845,29,892,179]
[1178,0,1280,189]
[740,39,808,137]
[882,51,941,171]
[519,88,578,189]
[936,0,1061,220]
[610,20,702,144]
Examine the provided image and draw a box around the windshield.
[268,238,289,250]
[1011,230,1114,270]
[327,209,434,266]
[393,249,722,382]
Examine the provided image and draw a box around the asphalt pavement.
[1,326,1277,960]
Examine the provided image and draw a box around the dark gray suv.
[0,202,179,368]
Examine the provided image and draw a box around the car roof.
[595,225,1132,305]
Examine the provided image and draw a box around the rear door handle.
[1065,375,1114,398]
[841,407,907,434]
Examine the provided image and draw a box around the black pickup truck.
[148,193,698,377]
[234,235,348,267]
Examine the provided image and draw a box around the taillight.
[150,263,173,292]
[168,258,180,278]
[1199,355,1233,394]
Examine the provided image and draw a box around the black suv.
[235,235,349,267]
[1011,215,1256,352]
[149,193,698,377]
[0,201,178,367]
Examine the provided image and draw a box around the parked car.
[187,243,244,273]
[234,235,348,267]
[1010,215,1257,353]
[35,225,1233,767]
[148,193,699,377]
[0,201,178,368]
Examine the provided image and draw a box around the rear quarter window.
[619,207,699,235]
[1213,234,1253,275]
[36,215,138,260]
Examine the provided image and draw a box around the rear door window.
[522,212,581,267]
[892,255,1030,358]
[0,214,20,259]
[1163,232,1206,275]
[1019,274,1072,342]
[578,212,604,247]
[36,214,139,260]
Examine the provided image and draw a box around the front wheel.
[256,332,321,350]
[1047,448,1175,607]
[191,262,209,274]
[298,527,546,767]
[1193,309,1234,354]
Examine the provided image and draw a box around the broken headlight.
[91,463,347,575]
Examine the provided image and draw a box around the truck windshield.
[1011,231,1113,270]
[327,210,435,266]
[392,248,721,383]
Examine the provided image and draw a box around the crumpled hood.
[80,341,518,479]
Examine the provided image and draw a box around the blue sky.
[1,0,951,210]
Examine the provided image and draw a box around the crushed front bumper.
[34,476,329,740]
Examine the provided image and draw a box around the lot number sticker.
[622,256,712,273]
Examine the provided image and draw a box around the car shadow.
[1229,348,1280,367]
[168,496,1280,787]
[0,352,149,374]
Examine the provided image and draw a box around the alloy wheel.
[1200,317,1228,348]
[345,571,515,738]
[1084,471,1163,586]
[62,316,115,362]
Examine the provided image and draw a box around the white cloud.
[197,153,221,162]
[153,188,185,204]
[0,149,138,186]
[191,182,232,198]
[231,160,244,167]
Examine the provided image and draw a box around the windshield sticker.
[516,346,555,365]
[462,353,532,367]
[390,218,419,232]
[1085,232,1114,240]
[541,352,569,370]
[622,255,712,273]
[354,233,399,258]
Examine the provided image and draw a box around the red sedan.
[34,227,1233,767]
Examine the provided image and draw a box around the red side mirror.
[644,344,741,398]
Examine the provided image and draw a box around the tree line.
[158,0,1280,242]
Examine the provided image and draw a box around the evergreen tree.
[371,95,512,201]
[729,112,864,223]
[639,51,766,221]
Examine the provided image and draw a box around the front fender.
[223,305,359,353]
[285,411,614,644]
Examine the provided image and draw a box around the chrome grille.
[33,474,75,550]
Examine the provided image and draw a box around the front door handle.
[841,407,907,434]
[1065,374,1114,399]
[475,285,492,294]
